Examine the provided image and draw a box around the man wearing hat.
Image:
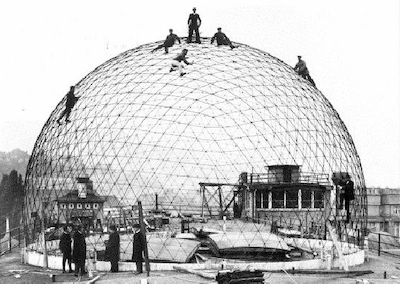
[187,7,201,43]
[211,27,236,49]
[132,224,145,274]
[106,225,120,272]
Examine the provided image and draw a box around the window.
[259,188,324,210]
[394,222,400,238]
[286,190,298,208]
[302,189,312,208]
[256,190,269,209]
[272,191,284,208]
[77,203,82,209]
[68,203,74,209]
[93,203,99,209]
[314,191,324,208]
[368,222,377,232]
[262,191,269,209]
[392,206,400,216]
[256,190,261,208]
[85,203,91,209]
[60,203,67,209]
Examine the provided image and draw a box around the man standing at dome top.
[170,49,193,77]
[57,85,80,125]
[211,27,236,49]
[151,29,181,54]
[187,7,201,44]
[294,56,316,87]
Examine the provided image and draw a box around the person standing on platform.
[187,7,201,43]
[132,224,145,274]
[72,224,86,277]
[59,225,73,273]
[106,225,120,272]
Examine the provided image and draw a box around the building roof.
[57,190,105,203]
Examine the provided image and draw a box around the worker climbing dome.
[24,38,367,266]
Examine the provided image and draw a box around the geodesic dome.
[24,38,367,261]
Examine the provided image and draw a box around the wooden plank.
[326,221,349,271]
[173,265,216,280]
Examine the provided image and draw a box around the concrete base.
[22,247,365,272]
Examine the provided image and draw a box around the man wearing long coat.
[59,225,73,273]
[72,225,86,277]
[132,224,145,274]
[106,225,120,272]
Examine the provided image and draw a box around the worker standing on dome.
[211,27,236,49]
[57,86,80,125]
[151,29,181,54]
[187,7,201,44]
[294,56,316,87]
[170,49,192,77]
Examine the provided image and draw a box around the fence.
[368,231,400,258]
[0,225,25,256]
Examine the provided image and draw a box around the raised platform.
[22,245,365,272]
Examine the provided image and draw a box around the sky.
[0,0,399,188]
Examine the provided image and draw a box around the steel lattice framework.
[24,38,367,261]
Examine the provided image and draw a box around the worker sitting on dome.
[187,7,201,44]
[294,56,316,87]
[211,27,236,49]
[170,49,193,77]
[151,29,181,54]
[57,86,80,125]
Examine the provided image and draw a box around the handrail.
[246,172,331,186]
[0,225,25,256]
[368,231,400,258]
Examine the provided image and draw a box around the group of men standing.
[59,224,86,276]
[59,223,145,276]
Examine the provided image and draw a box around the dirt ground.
[1,249,400,284]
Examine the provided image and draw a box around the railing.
[247,172,331,186]
[368,231,400,258]
[0,226,25,256]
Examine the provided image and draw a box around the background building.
[367,187,400,238]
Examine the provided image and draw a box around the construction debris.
[216,270,265,284]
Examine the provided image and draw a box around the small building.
[240,165,332,237]
[57,176,105,231]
